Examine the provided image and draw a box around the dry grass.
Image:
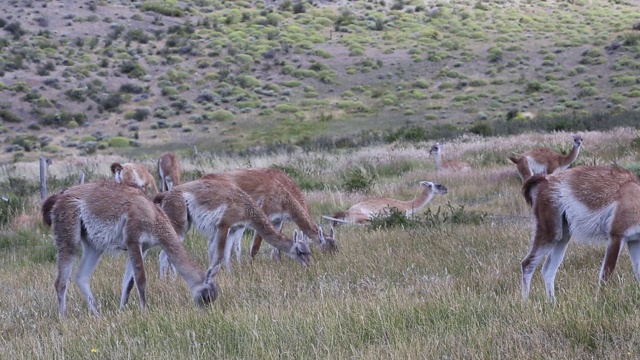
[2,129,640,358]
[2,0,640,163]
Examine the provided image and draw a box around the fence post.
[39,157,48,199]
[80,172,85,184]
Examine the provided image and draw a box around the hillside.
[1,0,639,162]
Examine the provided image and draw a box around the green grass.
[3,129,640,358]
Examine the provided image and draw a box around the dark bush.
[4,21,27,40]
[293,1,306,14]
[119,60,147,78]
[133,108,150,121]
[99,93,124,112]
[0,109,22,123]
[342,167,376,193]
[40,112,86,127]
[119,83,144,94]
[469,122,494,137]
[384,125,428,142]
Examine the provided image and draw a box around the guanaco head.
[572,134,584,148]
[318,226,338,252]
[192,265,221,308]
[429,143,442,156]
[110,162,124,175]
[420,181,448,195]
[287,230,311,266]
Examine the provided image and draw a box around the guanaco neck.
[434,152,443,171]
[285,197,320,243]
[560,143,581,167]
[247,205,293,251]
[154,217,205,289]
[405,188,435,216]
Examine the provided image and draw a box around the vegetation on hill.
[0,0,639,162]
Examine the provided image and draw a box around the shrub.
[281,80,302,87]
[119,60,147,78]
[65,88,87,102]
[609,92,626,105]
[412,79,430,89]
[525,81,543,94]
[577,86,598,98]
[337,101,370,113]
[468,122,494,136]
[40,112,86,127]
[384,125,428,142]
[139,2,183,17]
[133,108,150,121]
[99,93,124,112]
[0,109,21,123]
[342,167,376,193]
[210,109,234,122]
[487,47,503,62]
[236,75,262,89]
[119,83,144,94]
[108,137,131,147]
[275,104,300,113]
[4,21,26,40]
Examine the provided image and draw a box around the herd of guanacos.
[39,134,640,317]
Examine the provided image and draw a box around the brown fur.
[111,162,159,196]
[41,193,60,227]
[520,165,640,303]
[429,143,471,172]
[327,181,448,225]
[202,168,337,258]
[156,178,311,274]
[510,135,583,181]
[521,174,548,206]
[42,181,219,318]
[158,152,182,192]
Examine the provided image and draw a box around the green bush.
[526,81,543,94]
[40,112,86,127]
[281,80,302,88]
[236,75,262,89]
[108,137,132,147]
[139,2,183,17]
[342,167,376,193]
[275,104,300,113]
[210,109,235,122]
[119,61,147,78]
[577,86,598,98]
[0,109,21,123]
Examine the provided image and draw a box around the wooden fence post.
[39,157,48,200]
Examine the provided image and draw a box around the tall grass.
[2,128,640,358]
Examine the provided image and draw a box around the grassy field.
[2,128,640,358]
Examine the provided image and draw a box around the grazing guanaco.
[41,181,220,318]
[429,143,471,172]
[111,162,159,196]
[521,165,640,303]
[158,152,182,192]
[323,181,448,225]
[200,168,337,262]
[509,134,583,181]
[154,178,311,274]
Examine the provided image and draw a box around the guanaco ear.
[329,226,335,239]
[205,264,221,282]
[293,230,300,243]
[318,226,325,240]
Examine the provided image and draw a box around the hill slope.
[0,0,639,162]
